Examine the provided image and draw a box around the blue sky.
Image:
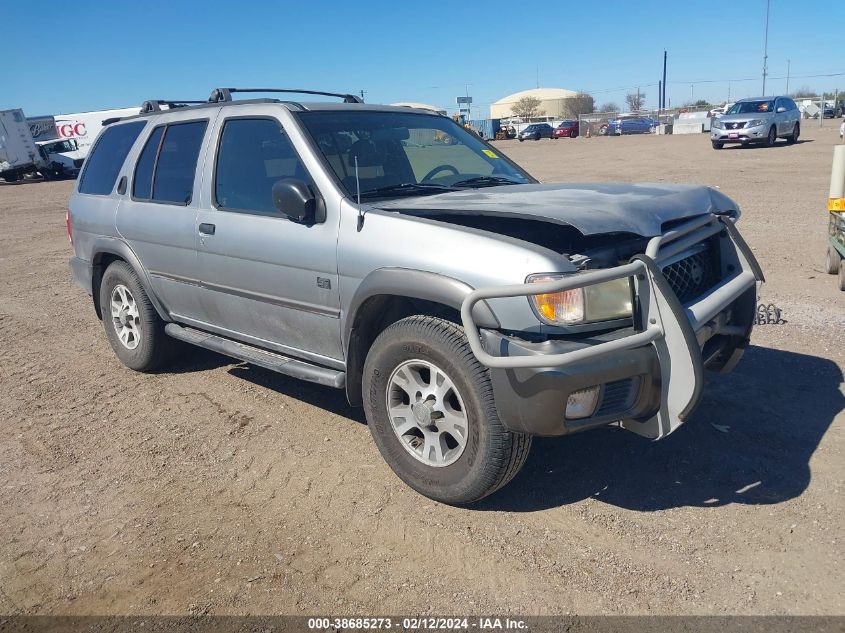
[4,0,843,117]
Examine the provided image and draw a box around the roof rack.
[208,88,363,104]
[140,100,208,114]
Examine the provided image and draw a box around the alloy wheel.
[110,284,141,350]
[386,359,469,467]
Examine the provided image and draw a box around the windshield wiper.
[451,176,520,188]
[359,183,455,199]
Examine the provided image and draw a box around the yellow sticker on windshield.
[482,149,498,158]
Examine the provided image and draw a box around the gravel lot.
[1,125,843,616]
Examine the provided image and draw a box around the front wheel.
[826,245,842,274]
[712,141,724,150]
[363,316,532,505]
[839,261,845,291]
[766,126,777,147]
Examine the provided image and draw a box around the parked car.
[605,117,654,135]
[518,123,554,141]
[710,96,800,149]
[68,88,763,505]
[709,103,735,118]
[552,120,579,138]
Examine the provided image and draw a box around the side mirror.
[272,178,325,224]
[776,106,786,113]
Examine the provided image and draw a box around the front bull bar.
[460,214,760,439]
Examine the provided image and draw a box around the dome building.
[490,88,583,120]
[390,102,447,115]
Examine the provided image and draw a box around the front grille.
[596,377,640,417]
[725,121,746,130]
[661,244,718,304]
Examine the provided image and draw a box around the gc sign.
[57,121,87,138]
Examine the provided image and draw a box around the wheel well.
[345,295,459,406]
[91,252,125,319]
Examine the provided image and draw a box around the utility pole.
[536,65,539,89]
[662,50,667,110]
[786,59,791,94]
[762,0,770,95]
[359,89,367,101]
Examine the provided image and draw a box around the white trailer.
[52,107,141,156]
[0,109,42,182]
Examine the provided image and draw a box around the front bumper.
[460,214,763,439]
[711,123,768,143]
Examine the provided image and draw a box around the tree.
[511,96,544,119]
[598,102,619,113]
[625,91,646,112]
[790,86,818,99]
[564,92,594,118]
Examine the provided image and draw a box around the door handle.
[199,223,216,235]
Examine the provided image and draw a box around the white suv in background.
[711,96,800,149]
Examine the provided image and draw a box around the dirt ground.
[1,125,843,616]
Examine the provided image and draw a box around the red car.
[553,120,579,139]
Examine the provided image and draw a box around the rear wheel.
[363,316,532,505]
[827,245,843,274]
[712,141,724,150]
[99,261,175,372]
[570,130,577,138]
[787,123,800,144]
[839,260,845,291]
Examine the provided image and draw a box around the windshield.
[45,140,77,153]
[728,100,775,115]
[297,111,533,198]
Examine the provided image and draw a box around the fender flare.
[343,268,500,353]
[90,237,169,321]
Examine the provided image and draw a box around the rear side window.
[131,120,207,205]
[78,121,145,195]
[214,118,310,215]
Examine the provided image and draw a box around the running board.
[164,323,345,389]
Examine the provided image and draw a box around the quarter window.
[132,126,164,199]
[78,121,145,195]
[215,118,310,214]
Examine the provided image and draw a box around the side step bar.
[164,323,345,389]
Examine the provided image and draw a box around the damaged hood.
[374,182,737,237]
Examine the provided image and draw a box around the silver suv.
[68,88,763,504]
[711,96,801,149]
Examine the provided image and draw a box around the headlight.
[527,273,633,325]
[712,119,723,129]
[746,119,766,127]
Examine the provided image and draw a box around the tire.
[787,123,800,144]
[518,138,524,142]
[712,141,724,150]
[99,261,175,372]
[839,259,845,291]
[766,126,777,147]
[825,245,841,274]
[363,316,532,505]
[570,130,577,138]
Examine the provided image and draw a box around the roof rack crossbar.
[140,100,208,114]
[208,88,363,104]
